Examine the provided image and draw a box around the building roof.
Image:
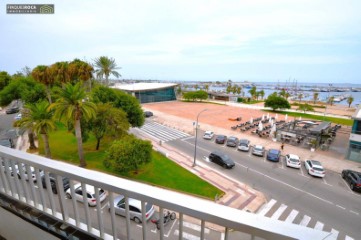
[112,83,178,92]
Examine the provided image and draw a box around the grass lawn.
[38,125,224,200]
[263,110,353,126]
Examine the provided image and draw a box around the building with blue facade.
[112,82,178,103]
[347,105,361,162]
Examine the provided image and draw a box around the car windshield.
[313,167,324,172]
[290,158,299,163]
[145,202,153,212]
[239,143,248,146]
[255,146,263,151]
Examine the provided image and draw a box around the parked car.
[108,195,155,223]
[304,160,325,178]
[203,131,214,140]
[0,139,14,148]
[342,169,361,192]
[215,135,227,144]
[209,151,235,169]
[6,106,19,114]
[144,111,153,117]
[266,149,281,162]
[65,183,108,206]
[12,164,42,182]
[285,154,301,169]
[41,173,70,194]
[226,136,239,147]
[252,145,265,157]
[237,139,250,152]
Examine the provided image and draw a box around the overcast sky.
[1,0,360,83]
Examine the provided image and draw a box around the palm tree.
[204,84,209,92]
[259,90,265,100]
[248,86,257,100]
[51,82,96,167]
[347,96,354,108]
[279,89,286,98]
[32,65,53,103]
[93,56,121,86]
[284,92,290,100]
[298,93,303,103]
[18,101,55,158]
[313,92,319,104]
[329,96,335,106]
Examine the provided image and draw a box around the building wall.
[347,119,361,162]
[134,87,176,103]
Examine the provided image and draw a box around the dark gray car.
[209,151,235,169]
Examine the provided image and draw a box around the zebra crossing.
[256,199,354,240]
[138,121,191,142]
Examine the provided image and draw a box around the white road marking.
[340,177,354,193]
[183,221,210,234]
[345,236,354,240]
[328,229,339,240]
[235,162,334,205]
[165,219,178,237]
[257,199,277,216]
[174,230,200,240]
[299,215,311,226]
[285,209,299,223]
[299,165,310,178]
[101,203,108,210]
[279,159,284,169]
[350,210,359,215]
[322,177,333,186]
[314,221,324,230]
[271,203,287,220]
[182,136,194,141]
[336,205,346,210]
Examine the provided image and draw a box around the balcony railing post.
[81,182,92,232]
[56,175,69,221]
[141,201,147,240]
[94,186,105,238]
[178,213,183,240]
[125,196,131,240]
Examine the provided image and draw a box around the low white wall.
[0,208,59,240]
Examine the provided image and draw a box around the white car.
[203,131,214,140]
[238,139,250,152]
[304,160,325,178]
[285,154,301,169]
[108,195,155,223]
[66,183,108,206]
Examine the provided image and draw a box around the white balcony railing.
[0,146,332,240]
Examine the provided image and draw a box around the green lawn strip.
[262,110,353,126]
[38,126,223,199]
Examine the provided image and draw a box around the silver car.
[109,195,155,223]
[203,131,214,140]
[252,145,265,157]
[238,139,250,152]
[304,160,325,178]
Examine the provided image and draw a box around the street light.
[193,108,208,167]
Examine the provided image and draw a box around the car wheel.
[341,172,346,179]
[134,217,141,224]
[66,193,72,199]
[350,183,354,190]
[222,163,227,168]
[170,212,176,220]
[52,188,58,194]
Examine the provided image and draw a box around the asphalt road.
[166,132,361,239]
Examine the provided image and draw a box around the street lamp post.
[193,109,208,167]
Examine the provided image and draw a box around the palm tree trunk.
[41,134,51,158]
[46,85,52,104]
[28,129,37,149]
[75,119,86,167]
[96,138,101,150]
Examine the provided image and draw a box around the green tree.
[91,103,130,150]
[113,89,144,127]
[32,65,54,103]
[259,90,265,99]
[264,94,291,111]
[18,101,56,158]
[226,84,232,94]
[297,103,314,113]
[284,92,290,100]
[176,86,182,96]
[347,96,354,108]
[279,89,286,98]
[93,56,121,86]
[51,82,96,167]
[104,135,152,173]
[313,92,319,104]
[248,86,257,100]
[0,77,46,106]
[236,86,242,95]
[0,71,11,91]
[232,85,237,94]
[194,84,199,90]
